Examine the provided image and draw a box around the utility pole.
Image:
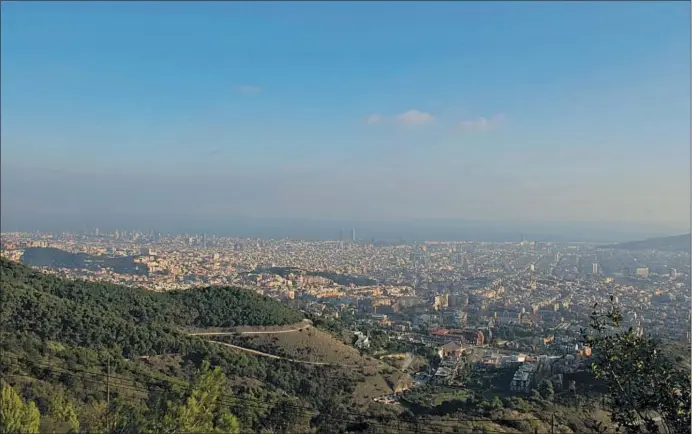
[106,356,111,431]
[551,413,555,434]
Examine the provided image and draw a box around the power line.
[4,353,384,399]
[7,370,510,434]
[3,361,575,433]
[6,359,507,422]
[5,354,621,434]
[7,366,615,434]
[3,357,585,430]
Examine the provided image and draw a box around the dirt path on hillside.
[187,320,312,336]
[187,320,366,367]
[206,340,359,367]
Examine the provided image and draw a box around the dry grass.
[235,327,364,364]
[227,327,413,404]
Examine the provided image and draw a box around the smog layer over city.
[1,2,690,434]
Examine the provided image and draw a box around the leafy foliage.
[537,379,554,402]
[0,383,41,434]
[582,298,691,433]
[2,257,304,332]
[166,286,303,328]
[161,361,240,433]
[47,392,80,433]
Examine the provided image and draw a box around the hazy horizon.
[1,210,688,243]
[2,2,690,236]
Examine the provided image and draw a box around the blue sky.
[1,2,690,231]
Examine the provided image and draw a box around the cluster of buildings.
[3,229,689,409]
[1,230,689,345]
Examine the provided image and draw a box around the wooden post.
[106,356,111,430]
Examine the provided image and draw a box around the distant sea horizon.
[1,212,688,244]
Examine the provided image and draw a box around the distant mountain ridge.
[599,234,691,252]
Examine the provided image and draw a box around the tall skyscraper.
[635,267,649,278]
[461,254,469,273]
[592,263,599,275]
[351,228,356,242]
[460,293,469,308]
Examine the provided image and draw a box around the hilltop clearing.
[211,326,414,407]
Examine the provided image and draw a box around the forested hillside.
[3,257,304,330]
[0,259,366,433]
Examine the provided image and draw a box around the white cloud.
[395,110,435,125]
[234,85,263,95]
[364,109,435,126]
[365,114,384,125]
[458,114,504,132]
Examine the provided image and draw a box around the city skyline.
[1,218,688,244]
[1,2,689,229]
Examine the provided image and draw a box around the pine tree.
[538,379,554,401]
[161,361,240,433]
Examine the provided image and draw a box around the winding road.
[188,320,312,337]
